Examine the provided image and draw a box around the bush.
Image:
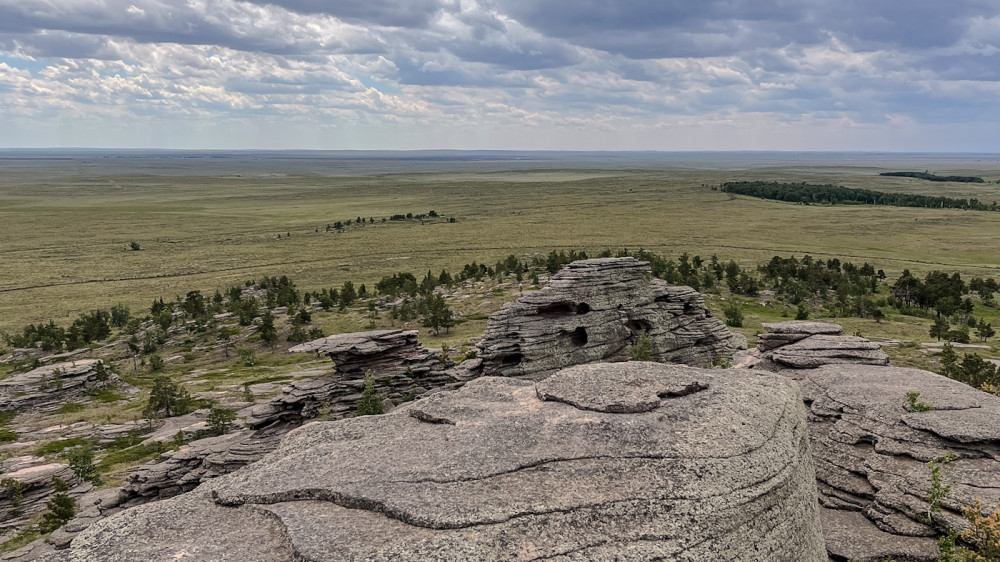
[723,301,744,328]
[627,331,653,361]
[37,477,75,534]
[238,347,257,367]
[66,445,101,485]
[207,406,237,435]
[142,375,193,419]
[148,353,165,372]
[55,403,85,415]
[354,371,384,417]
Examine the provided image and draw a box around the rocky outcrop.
[0,456,87,529]
[0,360,132,413]
[802,364,1000,561]
[122,429,284,500]
[249,330,458,427]
[49,362,826,561]
[734,321,888,374]
[474,258,746,380]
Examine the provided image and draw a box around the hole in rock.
[628,319,652,334]
[576,303,591,314]
[501,353,523,366]
[538,302,575,316]
[569,327,588,346]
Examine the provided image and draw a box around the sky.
[1,0,1000,151]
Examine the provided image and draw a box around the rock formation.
[122,430,284,500]
[0,360,132,413]
[734,321,997,561]
[43,362,826,561]
[734,321,888,374]
[249,329,458,427]
[0,456,87,529]
[473,258,746,380]
[803,364,1000,561]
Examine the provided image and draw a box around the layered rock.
[734,321,888,374]
[122,429,284,500]
[802,364,1000,561]
[48,362,826,561]
[0,457,87,529]
[474,258,746,380]
[249,330,457,427]
[0,360,132,413]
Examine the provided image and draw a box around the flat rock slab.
[803,364,1000,556]
[57,363,825,561]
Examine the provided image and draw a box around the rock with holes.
[733,321,888,374]
[47,362,825,561]
[801,364,1000,561]
[474,258,746,380]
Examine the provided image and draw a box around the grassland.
[3,153,1000,335]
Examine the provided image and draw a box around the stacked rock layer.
[44,363,826,562]
[475,258,746,380]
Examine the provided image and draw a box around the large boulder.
[249,330,458,427]
[802,364,1000,561]
[0,360,132,413]
[48,362,825,561]
[475,258,746,380]
[734,321,888,374]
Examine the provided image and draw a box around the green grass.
[36,437,92,456]
[55,402,85,414]
[4,162,1000,333]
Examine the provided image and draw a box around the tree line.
[879,171,985,183]
[718,181,1000,212]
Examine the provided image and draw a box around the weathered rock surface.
[123,429,284,500]
[250,329,458,427]
[803,365,1000,561]
[50,363,826,561]
[735,321,888,373]
[475,258,746,380]
[0,360,133,413]
[0,457,87,529]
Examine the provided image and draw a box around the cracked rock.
[51,362,825,561]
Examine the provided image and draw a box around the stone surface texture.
[0,360,133,413]
[734,321,888,373]
[48,363,826,561]
[803,365,1000,549]
[250,329,458,427]
[0,456,88,529]
[474,258,746,380]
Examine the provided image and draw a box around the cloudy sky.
[1,0,999,151]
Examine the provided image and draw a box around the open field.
[3,151,1000,333]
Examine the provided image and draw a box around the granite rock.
[734,321,888,373]
[803,364,1000,560]
[54,362,826,561]
[475,258,746,380]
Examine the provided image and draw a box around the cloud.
[0,0,999,149]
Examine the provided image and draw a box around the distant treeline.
[718,181,1000,212]
[880,171,984,183]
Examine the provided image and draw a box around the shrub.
[66,445,101,485]
[627,331,653,361]
[37,477,75,534]
[354,371,384,417]
[906,391,932,412]
[148,353,165,372]
[207,406,237,435]
[723,301,744,328]
[238,347,257,367]
[142,375,193,419]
